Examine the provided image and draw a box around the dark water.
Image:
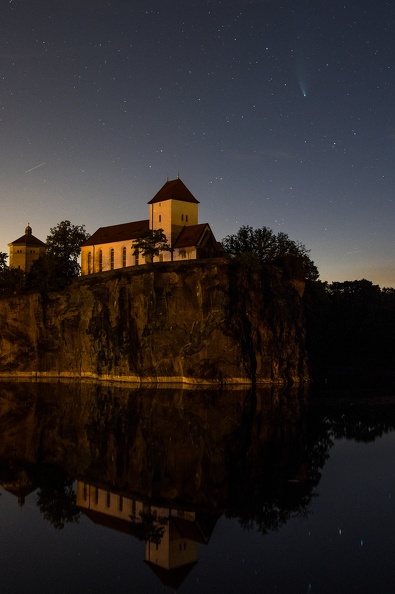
[0,381,395,593]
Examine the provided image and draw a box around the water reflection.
[76,482,217,588]
[1,381,395,591]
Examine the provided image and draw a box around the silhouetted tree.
[27,220,89,291]
[132,228,171,263]
[222,225,318,280]
[0,253,26,296]
[46,220,89,272]
[129,509,168,545]
[0,252,8,271]
[36,467,80,530]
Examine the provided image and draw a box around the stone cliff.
[0,259,309,385]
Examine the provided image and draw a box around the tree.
[132,228,171,263]
[27,220,89,290]
[0,267,25,295]
[36,466,80,530]
[221,225,319,280]
[46,220,90,271]
[0,252,26,295]
[27,252,75,291]
[0,252,8,272]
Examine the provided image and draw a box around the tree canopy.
[46,220,89,264]
[28,220,90,290]
[0,252,8,272]
[132,228,171,263]
[0,252,26,295]
[221,225,319,280]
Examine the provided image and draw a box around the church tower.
[148,178,199,255]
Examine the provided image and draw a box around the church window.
[94,487,99,505]
[99,250,103,272]
[186,215,188,222]
[135,250,139,266]
[88,252,92,274]
[181,214,184,221]
[122,247,127,267]
[159,214,161,223]
[110,248,115,270]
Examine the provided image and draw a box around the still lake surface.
[0,380,395,593]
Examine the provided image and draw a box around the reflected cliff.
[1,381,395,586]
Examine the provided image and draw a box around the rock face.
[0,259,309,384]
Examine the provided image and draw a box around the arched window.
[135,250,139,266]
[110,248,115,270]
[99,250,103,272]
[88,252,92,274]
[122,246,127,267]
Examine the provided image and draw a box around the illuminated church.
[80,178,222,275]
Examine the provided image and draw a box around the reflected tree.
[129,508,168,545]
[36,466,80,530]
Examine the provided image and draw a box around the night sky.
[1,0,394,286]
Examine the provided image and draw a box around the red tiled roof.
[81,219,149,247]
[80,508,138,536]
[145,561,197,590]
[173,224,211,248]
[148,178,199,205]
[9,233,46,247]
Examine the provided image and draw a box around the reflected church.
[76,481,217,589]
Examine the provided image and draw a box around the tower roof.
[148,178,199,205]
[8,225,46,247]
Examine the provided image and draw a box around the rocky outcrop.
[0,259,309,384]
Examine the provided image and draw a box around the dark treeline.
[304,279,395,384]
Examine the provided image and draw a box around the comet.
[25,162,46,173]
[298,81,307,97]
